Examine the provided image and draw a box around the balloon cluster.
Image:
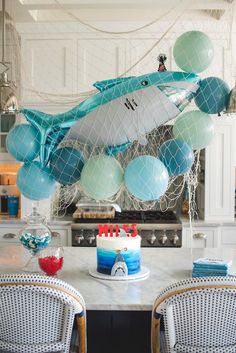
[6,31,230,202]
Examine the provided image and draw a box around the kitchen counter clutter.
[1,245,236,311]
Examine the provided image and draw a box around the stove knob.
[159,231,168,245]
[87,230,96,245]
[147,231,157,245]
[75,230,84,245]
[171,233,179,245]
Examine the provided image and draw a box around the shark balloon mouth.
[20,71,200,166]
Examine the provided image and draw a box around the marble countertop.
[1,246,236,311]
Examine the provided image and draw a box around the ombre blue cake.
[96,234,141,276]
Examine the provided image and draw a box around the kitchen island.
[1,245,236,309]
[1,246,236,353]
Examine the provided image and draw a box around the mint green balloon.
[173,31,214,73]
[80,155,124,200]
[173,110,214,150]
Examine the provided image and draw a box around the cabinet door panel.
[220,227,236,247]
[0,226,71,246]
[77,39,127,92]
[50,228,71,247]
[22,39,75,103]
[0,227,20,243]
[183,227,218,248]
[129,39,173,76]
[205,120,235,221]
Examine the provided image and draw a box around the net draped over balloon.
[6,13,232,218]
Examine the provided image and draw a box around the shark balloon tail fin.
[20,108,53,127]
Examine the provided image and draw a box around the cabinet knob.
[51,231,61,238]
[193,233,207,239]
[3,233,17,239]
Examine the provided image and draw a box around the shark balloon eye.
[141,80,148,86]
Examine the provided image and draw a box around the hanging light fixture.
[0,0,18,113]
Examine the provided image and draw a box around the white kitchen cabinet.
[200,116,235,222]
[0,113,17,163]
[0,225,20,243]
[20,33,128,107]
[182,225,219,248]
[77,38,127,92]
[0,224,71,247]
[21,37,76,105]
[49,225,72,247]
[220,226,236,248]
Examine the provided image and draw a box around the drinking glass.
[38,247,64,276]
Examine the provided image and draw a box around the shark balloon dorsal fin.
[93,76,133,92]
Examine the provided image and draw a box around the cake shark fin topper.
[20,71,200,166]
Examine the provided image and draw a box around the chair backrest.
[0,273,86,353]
[152,276,236,353]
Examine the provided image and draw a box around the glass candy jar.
[19,207,52,272]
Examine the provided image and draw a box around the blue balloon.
[159,139,194,176]
[124,156,169,201]
[6,124,40,162]
[17,161,55,200]
[50,147,84,185]
[195,77,230,114]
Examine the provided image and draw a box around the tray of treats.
[72,202,121,220]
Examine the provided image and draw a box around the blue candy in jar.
[19,207,52,271]
[19,232,51,255]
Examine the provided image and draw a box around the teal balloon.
[80,155,124,200]
[50,147,84,185]
[173,31,214,73]
[6,124,40,162]
[124,156,169,201]
[173,110,214,150]
[17,161,55,200]
[195,77,230,114]
[159,139,194,176]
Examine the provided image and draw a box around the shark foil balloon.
[21,71,200,166]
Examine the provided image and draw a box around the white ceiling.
[5,0,235,22]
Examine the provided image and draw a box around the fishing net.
[4,0,235,219]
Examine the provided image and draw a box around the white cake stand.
[89,266,150,282]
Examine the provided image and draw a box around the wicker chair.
[0,273,86,353]
[152,276,236,353]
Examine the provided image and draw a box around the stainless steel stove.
[71,210,182,247]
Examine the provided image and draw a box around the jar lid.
[25,207,47,225]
